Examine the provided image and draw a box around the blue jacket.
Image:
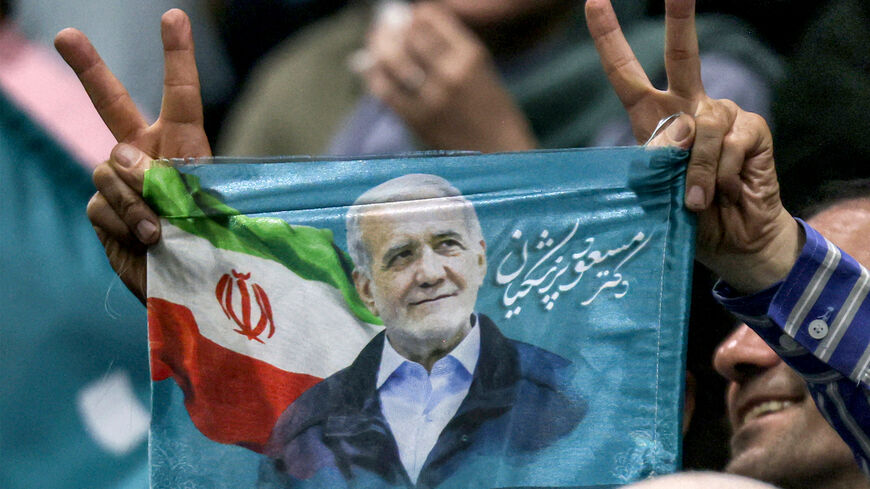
[259,315,585,488]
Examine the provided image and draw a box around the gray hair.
[346,174,482,276]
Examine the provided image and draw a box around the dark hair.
[794,178,870,219]
[0,0,9,19]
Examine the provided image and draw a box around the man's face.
[713,198,870,488]
[714,325,856,487]
[354,199,486,358]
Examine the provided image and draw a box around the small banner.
[145,147,694,488]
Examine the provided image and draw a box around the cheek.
[468,255,487,288]
[724,383,740,427]
[373,271,413,306]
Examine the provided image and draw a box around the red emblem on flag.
[215,270,275,343]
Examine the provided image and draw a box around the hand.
[585,0,803,293]
[360,2,536,152]
[55,9,211,302]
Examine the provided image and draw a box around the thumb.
[109,142,152,194]
[647,113,695,149]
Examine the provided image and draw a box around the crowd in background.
[1,0,868,488]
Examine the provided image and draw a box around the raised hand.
[585,0,802,293]
[359,2,536,152]
[55,9,211,301]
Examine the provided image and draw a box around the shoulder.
[512,339,574,383]
[478,314,573,387]
[476,316,586,449]
[217,4,369,155]
[268,364,358,448]
[254,4,370,80]
[267,332,384,449]
[477,315,578,400]
[263,366,357,478]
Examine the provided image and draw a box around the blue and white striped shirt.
[715,219,870,474]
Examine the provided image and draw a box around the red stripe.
[148,298,323,452]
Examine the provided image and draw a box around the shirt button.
[808,319,829,340]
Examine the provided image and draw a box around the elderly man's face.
[354,200,486,359]
[713,198,870,488]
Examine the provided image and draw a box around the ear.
[477,239,487,276]
[352,269,378,316]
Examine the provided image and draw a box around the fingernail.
[686,186,706,210]
[137,220,157,243]
[667,117,691,143]
[116,144,139,168]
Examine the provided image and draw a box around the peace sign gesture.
[586,0,802,293]
[55,9,211,301]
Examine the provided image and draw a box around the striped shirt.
[715,219,870,474]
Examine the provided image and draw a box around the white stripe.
[814,391,832,424]
[825,382,870,460]
[770,338,808,358]
[798,370,843,384]
[853,347,870,386]
[785,240,841,336]
[819,266,870,361]
[148,221,382,378]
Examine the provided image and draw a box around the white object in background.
[76,369,150,456]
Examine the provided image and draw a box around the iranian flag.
[144,166,382,453]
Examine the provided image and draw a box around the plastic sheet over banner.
[144,147,695,488]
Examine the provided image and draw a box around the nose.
[415,246,445,287]
[713,323,782,383]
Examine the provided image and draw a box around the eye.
[386,249,414,268]
[435,238,464,252]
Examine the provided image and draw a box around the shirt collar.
[377,314,481,389]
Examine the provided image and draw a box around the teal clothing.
[0,92,149,489]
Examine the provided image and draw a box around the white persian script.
[495,220,652,318]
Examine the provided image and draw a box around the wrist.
[716,213,805,295]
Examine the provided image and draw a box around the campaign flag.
[145,147,696,488]
[145,166,383,451]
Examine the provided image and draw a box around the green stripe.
[144,165,381,325]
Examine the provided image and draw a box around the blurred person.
[646,0,831,56]
[217,0,779,157]
[713,181,870,489]
[209,0,350,84]
[772,0,870,215]
[11,0,235,144]
[0,1,149,488]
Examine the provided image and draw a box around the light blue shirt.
[376,321,480,483]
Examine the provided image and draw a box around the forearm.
[715,220,870,473]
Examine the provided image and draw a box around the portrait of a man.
[261,174,586,488]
